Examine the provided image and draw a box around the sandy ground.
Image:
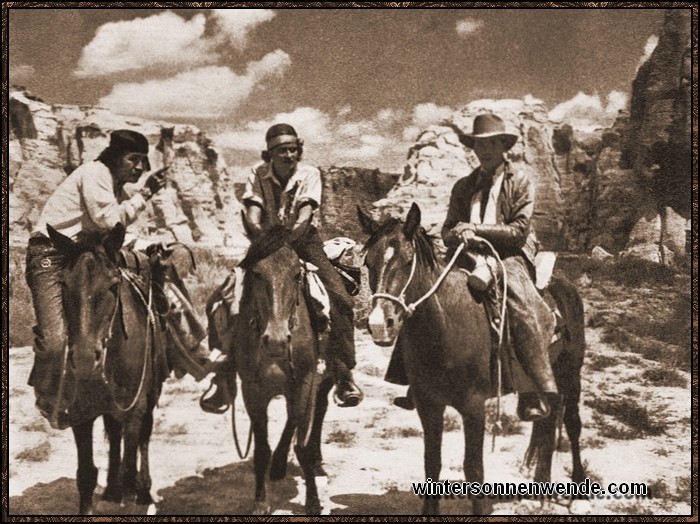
[7,312,692,516]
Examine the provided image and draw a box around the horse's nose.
[261,328,292,359]
[368,304,394,346]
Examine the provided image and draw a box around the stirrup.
[199,382,230,414]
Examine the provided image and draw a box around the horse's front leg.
[462,393,490,515]
[248,401,272,514]
[120,413,142,504]
[416,395,445,516]
[135,408,155,506]
[72,420,98,515]
[102,414,123,503]
[292,372,323,515]
[309,378,333,477]
[270,418,295,482]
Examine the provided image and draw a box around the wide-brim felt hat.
[458,113,518,150]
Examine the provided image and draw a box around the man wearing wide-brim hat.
[389,113,558,422]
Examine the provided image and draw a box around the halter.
[371,242,464,317]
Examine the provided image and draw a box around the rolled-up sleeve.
[82,166,146,228]
[294,165,322,210]
[242,166,264,208]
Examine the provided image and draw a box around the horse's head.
[359,203,437,346]
[47,223,125,378]
[240,223,303,363]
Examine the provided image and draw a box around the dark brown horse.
[359,203,585,515]
[228,223,333,515]
[46,223,167,515]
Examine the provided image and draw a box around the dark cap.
[109,129,150,154]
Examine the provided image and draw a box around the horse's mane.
[363,217,438,270]
[240,225,295,270]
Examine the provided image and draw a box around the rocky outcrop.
[319,167,400,241]
[620,9,692,263]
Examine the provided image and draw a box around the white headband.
[267,134,298,150]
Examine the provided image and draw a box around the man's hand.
[142,166,170,198]
[451,222,476,246]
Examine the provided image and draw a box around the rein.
[102,269,155,413]
[371,242,464,317]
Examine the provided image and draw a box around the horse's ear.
[46,224,75,253]
[403,202,421,239]
[357,206,379,236]
[104,223,126,259]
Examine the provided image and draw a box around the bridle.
[371,241,464,318]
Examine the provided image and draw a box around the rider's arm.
[84,163,147,229]
[442,178,470,249]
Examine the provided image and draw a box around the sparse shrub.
[16,440,51,462]
[641,367,688,388]
[587,353,622,371]
[378,426,422,439]
[581,435,605,449]
[20,419,48,432]
[586,397,669,438]
[444,412,461,432]
[485,402,523,436]
[326,429,357,447]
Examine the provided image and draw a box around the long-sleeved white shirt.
[34,161,147,240]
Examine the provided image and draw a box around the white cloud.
[456,17,483,37]
[75,10,276,77]
[549,91,629,131]
[210,9,275,49]
[99,52,291,119]
[11,63,35,83]
[638,35,658,69]
[411,102,454,128]
[75,12,213,77]
[213,106,414,172]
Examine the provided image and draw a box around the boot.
[393,386,415,410]
[333,377,364,407]
[517,392,550,422]
[199,356,236,414]
[29,353,71,430]
[199,374,233,414]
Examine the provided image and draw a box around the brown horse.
[46,223,167,515]
[359,203,585,515]
[228,223,333,515]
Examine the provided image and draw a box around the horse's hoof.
[102,487,121,503]
[146,503,157,515]
[252,501,271,515]
[306,501,322,515]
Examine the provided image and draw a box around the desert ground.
[8,276,693,516]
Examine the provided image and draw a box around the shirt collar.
[263,163,298,191]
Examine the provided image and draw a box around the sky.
[7,6,671,173]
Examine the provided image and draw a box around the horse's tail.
[524,275,586,481]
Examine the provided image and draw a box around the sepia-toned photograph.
[4,4,695,518]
